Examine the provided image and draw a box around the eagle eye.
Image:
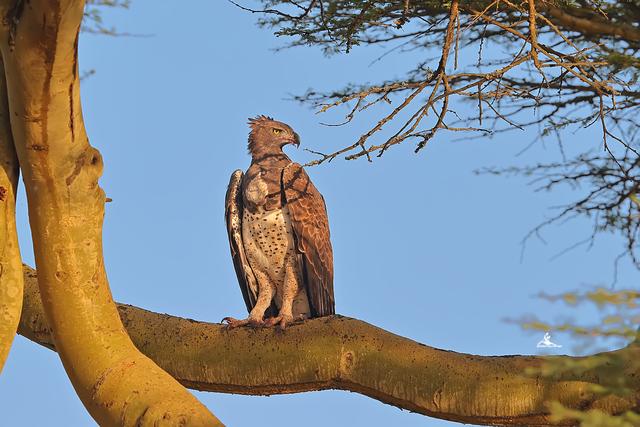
[271,128,284,135]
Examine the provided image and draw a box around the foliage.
[479,151,640,269]
[240,0,638,159]
[83,0,131,35]
[519,286,640,426]
[549,402,640,427]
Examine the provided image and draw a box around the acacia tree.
[2,1,640,426]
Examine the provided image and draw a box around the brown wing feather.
[225,170,259,313]
[282,163,335,317]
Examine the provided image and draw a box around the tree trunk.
[0,56,22,373]
[0,1,221,425]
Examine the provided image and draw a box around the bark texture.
[0,56,22,373]
[19,266,640,427]
[0,1,220,425]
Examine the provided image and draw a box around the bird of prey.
[223,115,334,329]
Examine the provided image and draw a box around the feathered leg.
[264,259,299,329]
[223,270,274,328]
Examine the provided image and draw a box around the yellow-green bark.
[0,1,220,425]
[0,57,22,373]
[19,266,640,427]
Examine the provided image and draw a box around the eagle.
[223,115,334,329]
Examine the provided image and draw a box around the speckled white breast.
[242,206,296,283]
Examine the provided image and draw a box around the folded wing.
[225,170,260,313]
[282,163,335,316]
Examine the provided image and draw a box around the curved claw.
[264,314,295,330]
[222,317,246,329]
[222,316,264,329]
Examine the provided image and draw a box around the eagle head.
[247,115,300,156]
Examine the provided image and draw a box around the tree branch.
[247,0,636,173]
[18,266,640,426]
[543,4,640,43]
[0,55,22,373]
[0,1,220,425]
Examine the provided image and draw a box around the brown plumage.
[223,116,334,329]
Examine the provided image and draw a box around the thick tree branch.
[19,266,640,427]
[0,56,22,373]
[0,1,220,425]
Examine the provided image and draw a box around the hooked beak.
[285,132,301,148]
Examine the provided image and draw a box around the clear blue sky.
[1,1,634,426]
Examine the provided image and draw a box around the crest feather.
[248,115,274,129]
[247,115,276,154]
